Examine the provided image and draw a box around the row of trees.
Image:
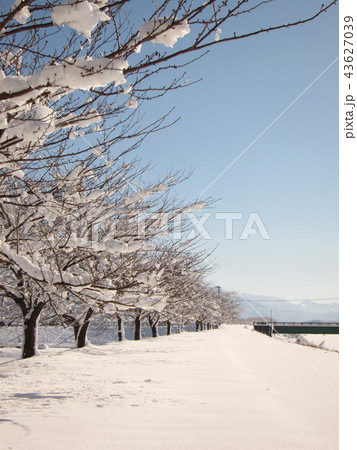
[0,0,336,357]
[0,154,241,356]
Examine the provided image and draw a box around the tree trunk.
[134,314,141,340]
[63,314,80,341]
[200,321,203,331]
[117,315,125,341]
[148,315,158,338]
[166,320,171,335]
[64,309,93,349]
[151,324,158,337]
[76,308,94,348]
[196,320,200,332]
[22,302,45,359]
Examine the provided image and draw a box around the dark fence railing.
[253,322,339,336]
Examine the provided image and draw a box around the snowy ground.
[276,333,339,352]
[0,325,338,450]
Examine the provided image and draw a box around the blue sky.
[131,1,339,301]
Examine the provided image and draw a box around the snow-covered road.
[0,325,338,450]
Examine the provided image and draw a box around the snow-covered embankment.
[0,325,338,450]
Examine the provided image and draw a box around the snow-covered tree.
[0,0,337,178]
[0,157,209,355]
[0,0,335,355]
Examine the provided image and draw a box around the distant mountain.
[234,293,339,322]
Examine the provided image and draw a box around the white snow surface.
[0,325,338,450]
[11,0,31,25]
[0,57,128,106]
[180,200,206,215]
[278,333,339,352]
[215,28,221,41]
[125,97,138,109]
[51,1,110,39]
[2,105,56,144]
[137,17,190,48]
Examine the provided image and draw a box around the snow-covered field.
[0,325,338,450]
[276,333,339,352]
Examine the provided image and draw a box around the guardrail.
[253,322,339,336]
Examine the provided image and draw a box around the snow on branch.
[51,1,110,40]
[137,17,190,49]
[0,57,128,104]
[2,105,56,144]
[11,0,31,25]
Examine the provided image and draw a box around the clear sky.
[130,1,339,301]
